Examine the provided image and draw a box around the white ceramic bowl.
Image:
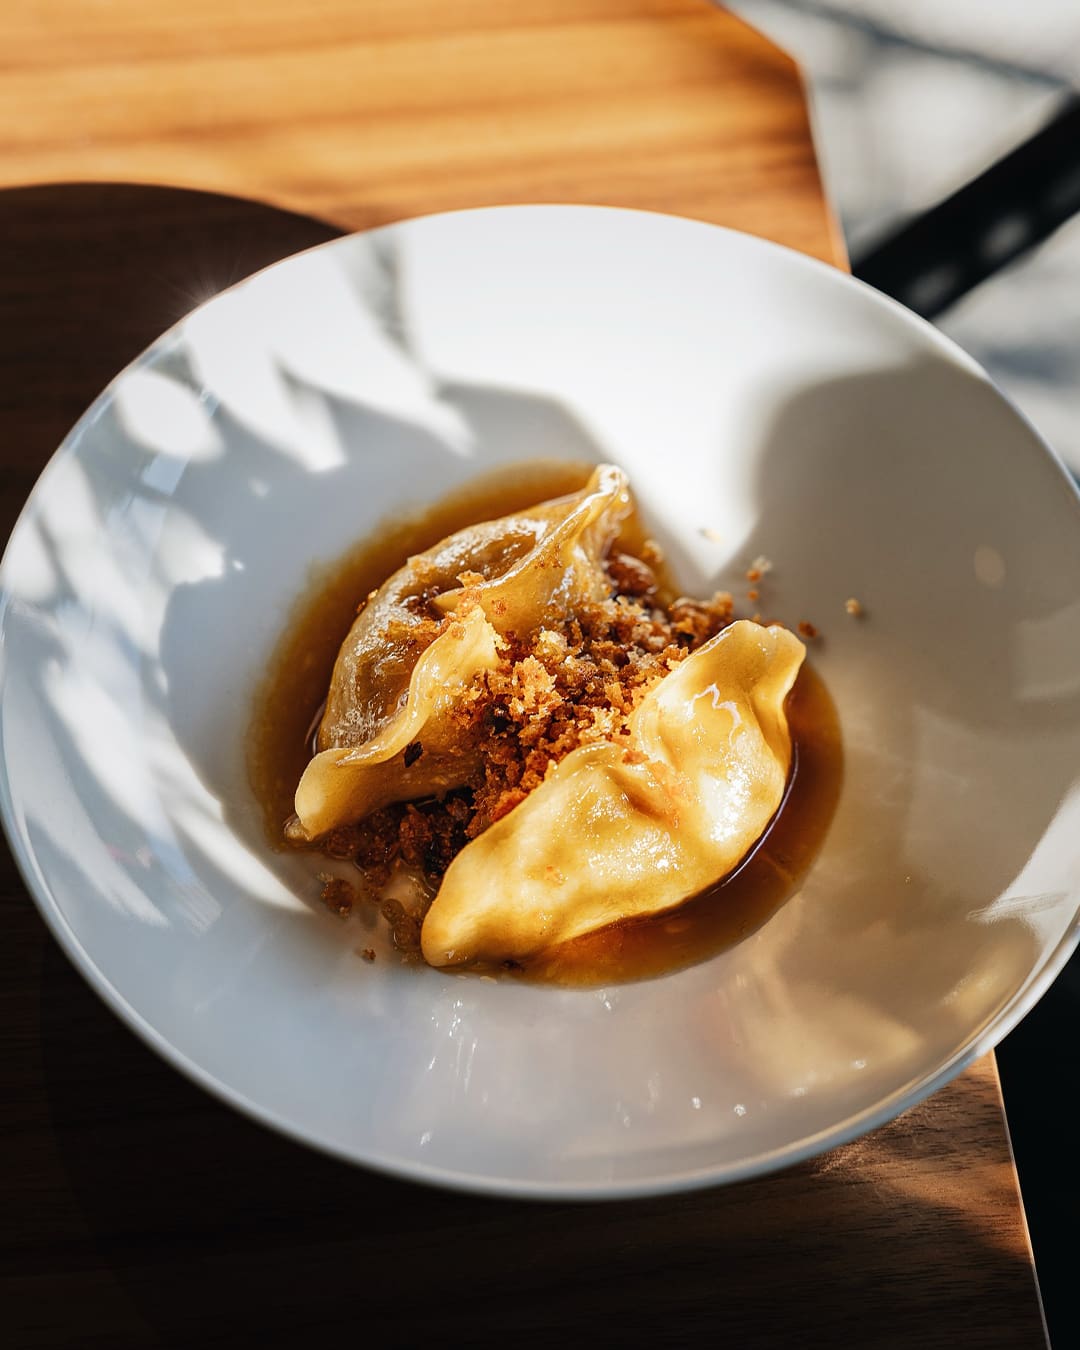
[2,205,1079,1198]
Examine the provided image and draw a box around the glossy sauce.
[248,459,843,985]
[530,661,840,986]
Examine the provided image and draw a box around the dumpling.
[291,465,630,839]
[288,462,808,973]
[420,620,804,967]
[292,604,501,839]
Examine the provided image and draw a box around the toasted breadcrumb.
[325,827,362,860]
[320,876,355,917]
[845,597,864,617]
[606,552,658,597]
[746,555,773,582]
[360,948,376,962]
[322,549,742,895]
[797,620,819,640]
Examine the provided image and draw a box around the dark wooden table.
[1,5,1047,1345]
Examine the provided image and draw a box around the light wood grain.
[0,4,1043,1346]
[0,0,840,261]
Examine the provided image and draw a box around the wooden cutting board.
[0,3,1046,1346]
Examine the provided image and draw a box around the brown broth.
[248,459,843,985]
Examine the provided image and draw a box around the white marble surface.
[728,0,1080,473]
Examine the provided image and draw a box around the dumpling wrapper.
[420,620,805,967]
[292,604,500,838]
[292,465,629,839]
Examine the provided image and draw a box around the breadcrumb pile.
[319,548,736,914]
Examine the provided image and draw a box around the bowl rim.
[2,201,1079,1199]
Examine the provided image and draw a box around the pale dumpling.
[291,465,630,840]
[421,620,805,967]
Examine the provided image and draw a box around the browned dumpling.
[291,465,630,840]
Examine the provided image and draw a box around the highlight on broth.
[250,462,841,983]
